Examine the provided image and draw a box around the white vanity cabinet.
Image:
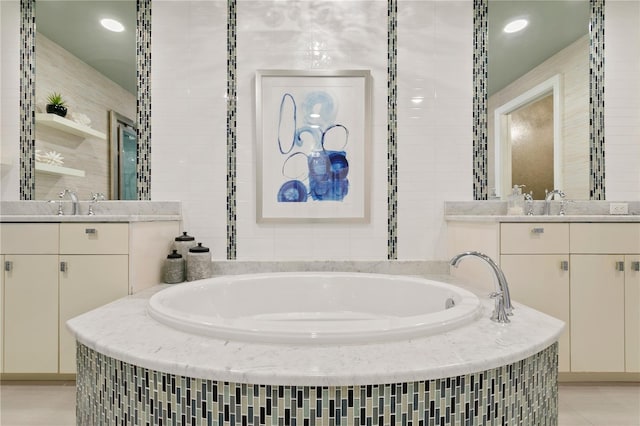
[0,254,3,373]
[569,223,640,373]
[625,254,640,372]
[1,224,60,373]
[448,218,640,378]
[1,220,179,376]
[499,223,571,372]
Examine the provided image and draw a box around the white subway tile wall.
[1,0,638,259]
[605,0,640,202]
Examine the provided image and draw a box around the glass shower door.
[109,111,137,199]
[119,125,137,199]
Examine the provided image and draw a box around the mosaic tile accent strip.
[472,0,488,201]
[589,0,605,200]
[387,0,398,260]
[77,342,558,425]
[227,0,238,260]
[136,0,152,200]
[19,0,35,200]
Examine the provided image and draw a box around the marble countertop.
[446,214,640,223]
[0,214,181,223]
[0,200,182,222]
[67,277,564,386]
[444,200,640,221]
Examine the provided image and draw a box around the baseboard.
[559,372,640,383]
[0,373,76,382]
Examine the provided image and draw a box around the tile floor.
[0,381,638,425]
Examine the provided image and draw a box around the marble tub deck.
[67,276,564,387]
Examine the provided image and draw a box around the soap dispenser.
[507,185,525,215]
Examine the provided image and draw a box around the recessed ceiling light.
[101,18,125,33]
[503,19,528,34]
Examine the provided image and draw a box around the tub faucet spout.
[449,251,513,323]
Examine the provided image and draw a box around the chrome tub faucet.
[450,251,513,324]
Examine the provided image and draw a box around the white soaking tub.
[147,272,483,344]
[70,270,564,424]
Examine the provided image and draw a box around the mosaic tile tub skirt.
[76,343,558,425]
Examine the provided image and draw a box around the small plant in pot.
[46,92,68,117]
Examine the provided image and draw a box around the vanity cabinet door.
[58,255,128,373]
[0,255,3,374]
[501,254,571,372]
[626,255,640,372]
[570,254,625,372]
[3,255,59,373]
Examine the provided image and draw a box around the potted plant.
[46,92,68,117]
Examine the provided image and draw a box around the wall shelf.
[35,162,86,177]
[35,113,106,140]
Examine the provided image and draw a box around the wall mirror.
[474,0,604,200]
[19,0,151,201]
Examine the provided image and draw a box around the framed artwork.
[255,70,371,222]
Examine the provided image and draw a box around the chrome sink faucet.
[59,189,79,215]
[524,192,534,215]
[544,189,565,215]
[450,251,513,323]
[88,192,105,215]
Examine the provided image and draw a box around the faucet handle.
[88,192,105,216]
[49,199,64,216]
[90,192,105,202]
[489,291,510,324]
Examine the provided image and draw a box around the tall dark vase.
[46,104,68,118]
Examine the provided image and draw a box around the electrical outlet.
[609,202,629,215]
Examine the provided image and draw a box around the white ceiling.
[34,1,590,98]
[35,0,136,95]
[488,0,590,96]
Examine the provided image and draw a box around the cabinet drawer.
[0,223,59,254]
[500,223,569,254]
[570,223,640,254]
[60,223,128,254]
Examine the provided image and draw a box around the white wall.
[151,0,472,260]
[0,0,21,200]
[605,0,640,201]
[151,0,228,257]
[396,1,473,259]
[2,0,638,260]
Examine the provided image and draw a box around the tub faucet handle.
[489,291,510,324]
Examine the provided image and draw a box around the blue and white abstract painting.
[258,71,369,221]
[276,90,350,203]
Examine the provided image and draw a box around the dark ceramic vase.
[46,104,67,117]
